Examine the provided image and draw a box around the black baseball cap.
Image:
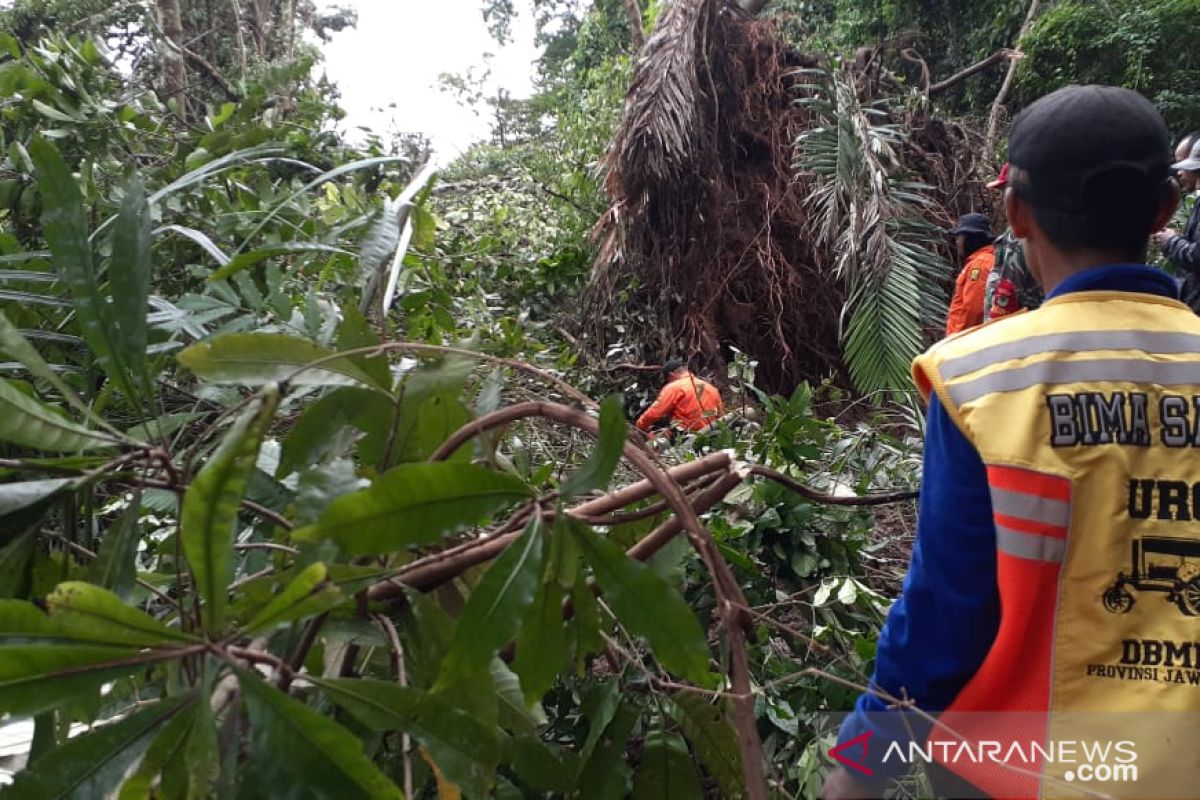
[1007,85,1170,214]
[662,358,684,376]
[947,212,991,237]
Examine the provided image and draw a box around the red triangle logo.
[829,730,875,777]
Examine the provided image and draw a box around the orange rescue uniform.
[945,244,996,336]
[635,371,723,432]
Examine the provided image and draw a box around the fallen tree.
[585,0,996,395]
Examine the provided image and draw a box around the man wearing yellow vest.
[822,86,1199,799]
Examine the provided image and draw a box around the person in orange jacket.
[635,359,723,434]
[944,212,996,336]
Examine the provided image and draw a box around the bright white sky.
[317,0,541,163]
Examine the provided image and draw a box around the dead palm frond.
[794,63,948,395]
[603,0,718,199]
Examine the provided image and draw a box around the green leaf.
[576,699,640,800]
[0,477,74,518]
[0,601,187,716]
[437,518,543,685]
[569,522,715,687]
[177,333,386,392]
[293,461,531,556]
[313,677,501,798]
[109,175,153,400]
[209,242,352,282]
[513,532,568,705]
[236,668,404,800]
[182,388,278,634]
[242,562,342,633]
[0,310,108,430]
[29,138,141,407]
[180,693,219,799]
[631,729,704,800]
[666,692,744,799]
[370,389,472,468]
[0,380,117,452]
[45,582,197,647]
[0,530,34,598]
[277,388,383,478]
[3,693,197,800]
[490,658,547,733]
[502,733,577,793]
[86,493,141,600]
[560,394,626,498]
[116,697,196,800]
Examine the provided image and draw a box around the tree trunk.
[986,0,1041,154]
[156,0,188,122]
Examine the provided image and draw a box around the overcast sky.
[317,0,540,162]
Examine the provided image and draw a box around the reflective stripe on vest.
[912,292,1200,799]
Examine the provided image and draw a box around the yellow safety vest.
[913,290,1200,799]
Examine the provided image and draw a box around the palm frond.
[793,63,949,395]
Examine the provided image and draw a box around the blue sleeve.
[834,395,1000,784]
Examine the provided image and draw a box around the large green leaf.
[29,138,142,407]
[569,522,715,687]
[2,692,197,800]
[513,530,569,705]
[292,461,531,556]
[86,494,141,600]
[236,668,404,799]
[437,518,543,685]
[631,729,704,800]
[109,175,153,400]
[667,692,744,799]
[560,393,626,499]
[242,562,342,634]
[177,333,387,392]
[45,582,197,647]
[365,389,472,469]
[181,388,277,635]
[313,677,501,798]
[0,380,116,452]
[0,601,186,716]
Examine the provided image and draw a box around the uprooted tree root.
[585,0,989,394]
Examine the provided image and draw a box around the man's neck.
[1035,250,1143,295]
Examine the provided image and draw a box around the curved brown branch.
[428,401,768,799]
[926,48,1021,96]
[748,466,918,506]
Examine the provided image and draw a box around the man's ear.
[1152,180,1181,232]
[1005,189,1034,239]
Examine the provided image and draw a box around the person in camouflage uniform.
[983,164,1044,320]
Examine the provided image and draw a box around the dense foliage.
[0,1,932,797]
